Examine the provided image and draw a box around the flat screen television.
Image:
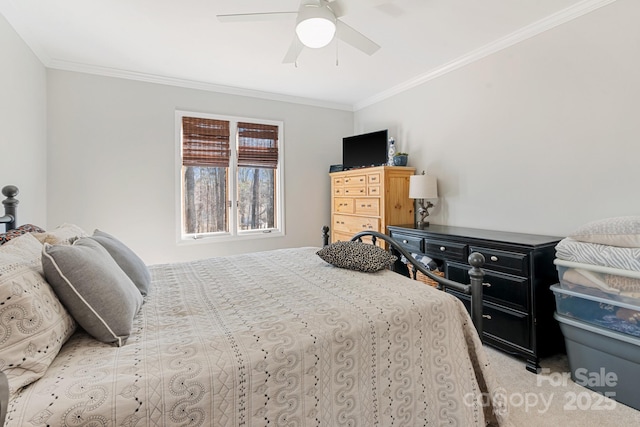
[342,129,388,169]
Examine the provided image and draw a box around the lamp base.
[415,199,434,230]
[416,220,429,229]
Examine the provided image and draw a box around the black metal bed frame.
[0,185,18,232]
[321,225,486,340]
[0,189,485,427]
[0,185,17,426]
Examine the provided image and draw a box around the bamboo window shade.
[182,117,230,167]
[237,122,279,169]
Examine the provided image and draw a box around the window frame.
[175,110,285,244]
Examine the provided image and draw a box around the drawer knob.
[483,315,492,320]
[440,246,446,251]
[490,255,498,262]
[403,239,408,244]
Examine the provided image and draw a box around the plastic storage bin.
[551,284,640,338]
[554,313,640,411]
[554,258,640,305]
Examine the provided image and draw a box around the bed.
[0,185,508,426]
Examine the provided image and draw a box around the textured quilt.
[6,247,508,426]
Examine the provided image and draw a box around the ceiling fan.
[216,0,381,64]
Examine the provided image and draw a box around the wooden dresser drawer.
[333,214,379,234]
[368,186,381,196]
[425,239,468,263]
[343,175,366,186]
[367,173,382,185]
[448,263,529,311]
[343,186,367,196]
[469,246,529,276]
[333,187,344,196]
[334,198,354,213]
[354,198,379,215]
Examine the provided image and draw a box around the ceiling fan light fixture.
[295,5,336,49]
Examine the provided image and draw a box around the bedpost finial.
[322,225,330,247]
[468,252,485,268]
[2,185,18,198]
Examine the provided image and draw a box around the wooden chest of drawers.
[388,224,565,373]
[330,166,414,246]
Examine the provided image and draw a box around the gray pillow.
[42,238,143,346]
[91,229,151,295]
[316,241,397,272]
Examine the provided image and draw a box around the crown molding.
[353,0,618,111]
[46,59,354,111]
[3,0,616,112]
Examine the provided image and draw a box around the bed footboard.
[348,230,486,340]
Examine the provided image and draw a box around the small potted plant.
[393,152,408,166]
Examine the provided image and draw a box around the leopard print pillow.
[0,223,46,245]
[317,241,397,272]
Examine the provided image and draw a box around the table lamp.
[409,172,438,228]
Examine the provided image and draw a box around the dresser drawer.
[333,214,379,234]
[367,173,382,185]
[447,262,529,311]
[354,198,379,215]
[469,246,529,276]
[453,293,531,349]
[368,186,381,196]
[425,239,467,263]
[391,232,423,254]
[334,198,354,213]
[343,175,366,185]
[343,186,367,196]
[332,176,345,186]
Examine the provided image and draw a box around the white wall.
[354,0,639,238]
[47,71,352,264]
[0,14,47,227]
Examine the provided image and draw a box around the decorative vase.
[387,138,396,166]
[393,155,408,166]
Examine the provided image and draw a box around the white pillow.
[32,223,88,245]
[0,237,76,397]
[569,216,640,248]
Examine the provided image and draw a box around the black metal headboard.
[0,185,19,231]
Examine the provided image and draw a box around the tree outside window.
[179,113,283,240]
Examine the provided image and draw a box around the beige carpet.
[485,346,640,426]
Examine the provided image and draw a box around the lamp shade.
[409,174,438,199]
[295,4,336,48]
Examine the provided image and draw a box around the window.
[177,111,284,241]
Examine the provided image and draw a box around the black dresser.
[388,224,565,373]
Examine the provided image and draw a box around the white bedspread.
[6,247,508,426]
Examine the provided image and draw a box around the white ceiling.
[0,0,611,110]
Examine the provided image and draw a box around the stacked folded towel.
[555,216,640,324]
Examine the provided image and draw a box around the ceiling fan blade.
[217,12,296,23]
[335,20,380,56]
[327,0,347,17]
[282,37,305,64]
